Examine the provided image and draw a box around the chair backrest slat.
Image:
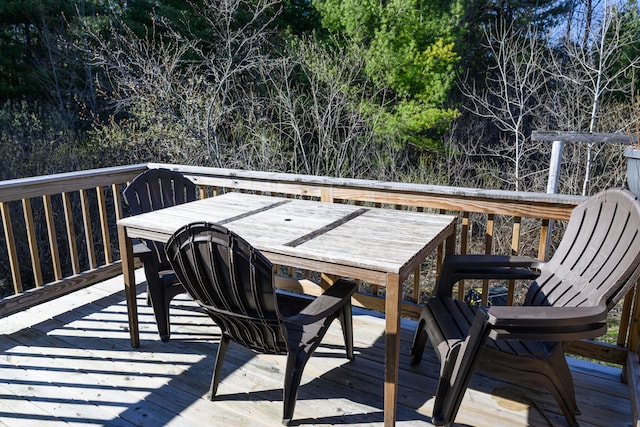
[524,189,640,310]
[166,222,287,354]
[123,168,197,267]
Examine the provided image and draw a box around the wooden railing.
[0,164,147,316]
[1,163,638,372]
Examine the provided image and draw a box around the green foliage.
[0,0,631,197]
[315,0,381,41]
[118,0,210,41]
[0,100,92,178]
[313,0,462,150]
[378,100,460,150]
[454,0,574,90]
[605,0,640,101]
[0,0,74,99]
[275,0,325,36]
[268,37,401,177]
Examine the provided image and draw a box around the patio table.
[117,191,456,426]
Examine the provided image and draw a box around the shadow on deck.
[0,271,632,426]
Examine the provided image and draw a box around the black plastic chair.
[123,168,197,342]
[409,188,640,427]
[165,222,357,425]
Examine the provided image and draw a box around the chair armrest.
[132,240,154,260]
[487,304,608,341]
[435,254,543,297]
[132,241,174,284]
[281,279,357,325]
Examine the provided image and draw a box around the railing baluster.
[320,187,333,203]
[96,186,112,264]
[481,214,495,306]
[627,284,640,353]
[507,216,522,305]
[412,266,420,303]
[43,194,62,281]
[22,198,43,287]
[619,288,634,348]
[80,189,97,269]
[460,212,470,255]
[538,218,550,261]
[413,198,425,302]
[62,192,80,275]
[112,183,123,221]
[1,201,22,293]
[457,212,470,300]
[436,208,446,270]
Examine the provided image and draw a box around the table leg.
[118,224,139,348]
[384,272,401,426]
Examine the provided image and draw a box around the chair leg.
[209,335,231,400]
[147,279,171,342]
[410,317,428,366]
[142,258,172,342]
[432,343,461,426]
[544,348,580,426]
[432,309,491,427]
[478,345,580,427]
[282,349,308,426]
[339,303,354,360]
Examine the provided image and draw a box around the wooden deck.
[0,271,632,427]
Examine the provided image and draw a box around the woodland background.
[1,0,640,196]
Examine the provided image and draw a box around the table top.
[118,192,456,276]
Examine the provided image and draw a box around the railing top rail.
[0,164,148,202]
[0,161,588,218]
[532,131,639,144]
[152,162,587,210]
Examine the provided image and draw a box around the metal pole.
[544,140,564,260]
[547,140,564,194]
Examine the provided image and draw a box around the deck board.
[0,272,632,427]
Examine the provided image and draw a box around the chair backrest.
[525,188,640,310]
[123,168,197,266]
[165,222,288,354]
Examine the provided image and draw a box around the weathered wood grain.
[532,131,639,144]
[0,273,631,426]
[118,192,456,276]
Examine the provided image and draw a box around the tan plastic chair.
[123,168,197,341]
[165,222,357,425]
[410,188,640,427]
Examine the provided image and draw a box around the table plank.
[290,209,455,272]
[119,192,456,275]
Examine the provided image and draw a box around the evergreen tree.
[312,0,462,150]
[0,0,76,99]
[456,0,574,88]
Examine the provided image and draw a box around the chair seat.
[422,298,558,365]
[424,298,556,360]
[276,291,314,317]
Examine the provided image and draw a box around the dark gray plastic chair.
[123,168,197,341]
[410,188,640,427]
[165,221,357,425]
